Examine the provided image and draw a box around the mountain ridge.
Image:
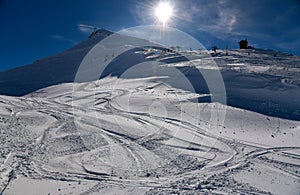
[0,29,299,120]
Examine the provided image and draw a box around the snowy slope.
[0,29,113,96]
[0,77,299,195]
[0,29,299,194]
[214,49,300,120]
[0,31,299,120]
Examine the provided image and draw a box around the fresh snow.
[0,76,299,194]
[0,29,299,194]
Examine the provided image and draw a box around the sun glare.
[155,1,173,25]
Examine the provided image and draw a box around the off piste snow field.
[0,29,299,194]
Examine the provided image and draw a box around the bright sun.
[155,2,173,24]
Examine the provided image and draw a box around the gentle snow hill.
[0,29,299,120]
[0,29,299,194]
[0,29,114,96]
[0,29,166,96]
[211,49,300,120]
[0,77,299,195]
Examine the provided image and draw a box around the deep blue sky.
[0,0,299,71]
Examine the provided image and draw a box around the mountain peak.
[88,28,113,38]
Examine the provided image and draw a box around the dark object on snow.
[239,39,248,49]
[212,46,217,53]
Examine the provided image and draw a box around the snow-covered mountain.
[0,29,299,120]
[0,29,299,194]
[0,29,113,96]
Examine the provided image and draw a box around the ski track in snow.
[0,77,299,195]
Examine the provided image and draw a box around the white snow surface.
[0,76,299,195]
[0,30,299,194]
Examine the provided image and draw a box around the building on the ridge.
[239,39,248,49]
